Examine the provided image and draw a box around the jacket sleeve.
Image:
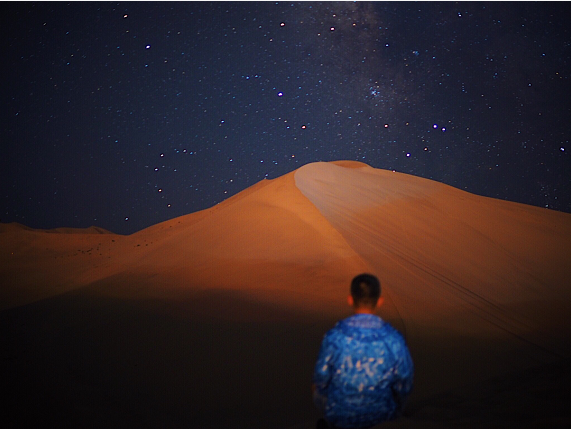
[390,336,414,412]
[391,333,414,415]
[313,331,337,394]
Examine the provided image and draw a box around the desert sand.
[2,160,570,428]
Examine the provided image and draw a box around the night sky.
[3,2,570,235]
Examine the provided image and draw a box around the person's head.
[348,273,383,313]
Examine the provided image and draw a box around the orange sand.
[2,161,570,428]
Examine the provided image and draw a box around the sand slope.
[2,161,570,428]
[295,162,571,396]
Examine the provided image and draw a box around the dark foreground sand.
[2,161,570,428]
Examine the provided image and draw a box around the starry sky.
[3,2,570,234]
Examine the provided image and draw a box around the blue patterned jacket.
[313,314,414,428]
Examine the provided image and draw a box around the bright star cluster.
[3,2,570,234]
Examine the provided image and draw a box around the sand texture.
[2,161,570,428]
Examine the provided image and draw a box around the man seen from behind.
[312,273,414,428]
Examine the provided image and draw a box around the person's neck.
[353,307,376,315]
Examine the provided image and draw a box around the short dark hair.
[351,273,381,308]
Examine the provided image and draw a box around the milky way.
[3,2,570,234]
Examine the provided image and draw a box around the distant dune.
[2,161,570,428]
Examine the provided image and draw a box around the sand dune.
[2,161,570,428]
[296,162,571,394]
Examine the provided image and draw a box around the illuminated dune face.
[296,161,571,394]
[1,161,570,411]
[295,163,571,394]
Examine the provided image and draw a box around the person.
[312,273,414,429]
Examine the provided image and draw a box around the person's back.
[313,274,413,429]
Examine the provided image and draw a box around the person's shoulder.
[323,316,368,341]
[322,320,346,340]
[319,323,348,352]
[379,322,410,350]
